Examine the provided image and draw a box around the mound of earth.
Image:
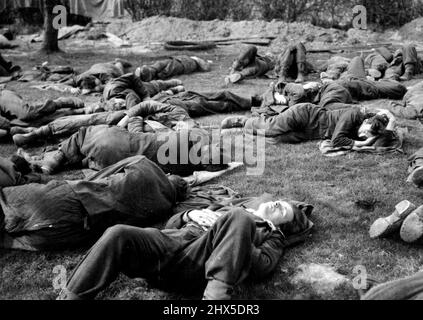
[105,15,387,51]
[398,17,423,41]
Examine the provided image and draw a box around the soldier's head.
[358,114,389,139]
[78,75,102,94]
[255,201,295,226]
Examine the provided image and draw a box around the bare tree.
[41,0,60,53]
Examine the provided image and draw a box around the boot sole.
[10,128,32,135]
[369,200,416,239]
[228,73,242,84]
[400,206,423,243]
[12,135,28,148]
[407,167,423,188]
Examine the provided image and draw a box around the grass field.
[1,41,423,300]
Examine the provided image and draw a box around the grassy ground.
[1,40,423,300]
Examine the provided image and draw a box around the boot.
[134,67,142,79]
[407,159,423,188]
[202,280,233,300]
[400,64,415,81]
[39,150,66,174]
[165,79,183,87]
[224,73,242,85]
[114,61,125,75]
[367,68,382,80]
[221,116,248,129]
[10,126,35,135]
[295,62,306,83]
[407,167,423,188]
[170,85,185,94]
[191,56,211,72]
[13,126,52,147]
[369,200,416,239]
[400,206,423,244]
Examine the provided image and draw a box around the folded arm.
[249,232,285,279]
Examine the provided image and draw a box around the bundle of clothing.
[318,128,405,157]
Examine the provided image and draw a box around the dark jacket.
[164,193,314,279]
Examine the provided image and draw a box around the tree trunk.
[41,0,60,53]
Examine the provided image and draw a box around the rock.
[291,263,352,296]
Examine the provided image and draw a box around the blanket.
[318,128,405,157]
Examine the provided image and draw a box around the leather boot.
[221,116,248,129]
[295,62,306,83]
[170,85,185,94]
[203,280,233,300]
[13,126,52,147]
[369,200,416,239]
[224,72,242,85]
[407,157,423,188]
[367,68,382,80]
[400,63,415,81]
[400,206,423,244]
[191,56,211,72]
[10,127,35,135]
[40,150,66,174]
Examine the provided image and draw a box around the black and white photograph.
[0,0,423,310]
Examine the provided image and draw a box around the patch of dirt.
[291,263,354,297]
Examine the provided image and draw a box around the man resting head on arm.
[354,109,396,149]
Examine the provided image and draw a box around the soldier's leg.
[363,271,423,300]
[60,225,181,300]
